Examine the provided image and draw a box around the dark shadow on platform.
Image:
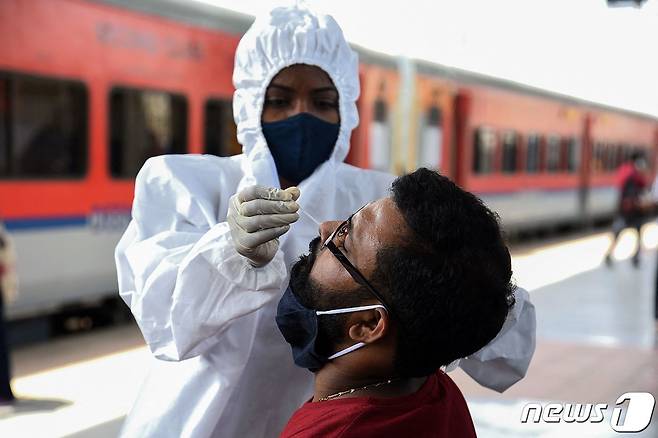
[0,397,72,419]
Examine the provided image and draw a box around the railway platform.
[1,224,657,437]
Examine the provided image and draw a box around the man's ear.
[347,308,388,344]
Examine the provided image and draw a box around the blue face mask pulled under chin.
[275,285,385,371]
[261,113,339,185]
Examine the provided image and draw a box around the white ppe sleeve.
[457,287,536,392]
[115,158,287,362]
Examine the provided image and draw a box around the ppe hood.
[232,3,360,195]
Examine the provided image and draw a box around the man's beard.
[289,236,324,309]
[289,235,377,357]
[290,235,375,309]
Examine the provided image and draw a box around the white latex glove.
[227,185,300,268]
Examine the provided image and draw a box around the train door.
[452,90,471,187]
[418,90,443,171]
[579,114,593,224]
[368,82,392,172]
[346,71,368,167]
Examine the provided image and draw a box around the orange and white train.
[2,0,657,319]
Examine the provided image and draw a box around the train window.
[633,147,648,163]
[593,142,604,173]
[600,144,609,171]
[204,99,240,157]
[604,144,616,172]
[0,72,87,178]
[546,135,561,172]
[610,145,616,168]
[501,131,518,173]
[526,134,541,173]
[614,145,625,170]
[110,87,187,178]
[473,127,496,174]
[565,137,580,172]
[622,145,633,163]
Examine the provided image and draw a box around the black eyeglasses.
[322,206,392,315]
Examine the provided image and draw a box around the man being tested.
[278,168,514,437]
[116,4,535,437]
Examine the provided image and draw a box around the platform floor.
[1,224,657,437]
[454,224,658,437]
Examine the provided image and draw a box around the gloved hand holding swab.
[227,185,301,267]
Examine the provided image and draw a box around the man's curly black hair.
[313,168,515,378]
[374,167,515,377]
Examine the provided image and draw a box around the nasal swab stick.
[299,209,321,227]
[283,186,321,227]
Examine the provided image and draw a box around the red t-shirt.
[279,370,477,438]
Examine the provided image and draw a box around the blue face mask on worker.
[261,112,339,185]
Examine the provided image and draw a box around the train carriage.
[456,83,589,229]
[1,0,657,320]
[0,0,249,318]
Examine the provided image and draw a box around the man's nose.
[319,220,342,244]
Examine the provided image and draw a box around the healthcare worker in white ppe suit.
[115,4,536,438]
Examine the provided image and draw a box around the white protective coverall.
[115,4,536,438]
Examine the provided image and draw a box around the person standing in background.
[605,151,647,267]
[0,221,17,405]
